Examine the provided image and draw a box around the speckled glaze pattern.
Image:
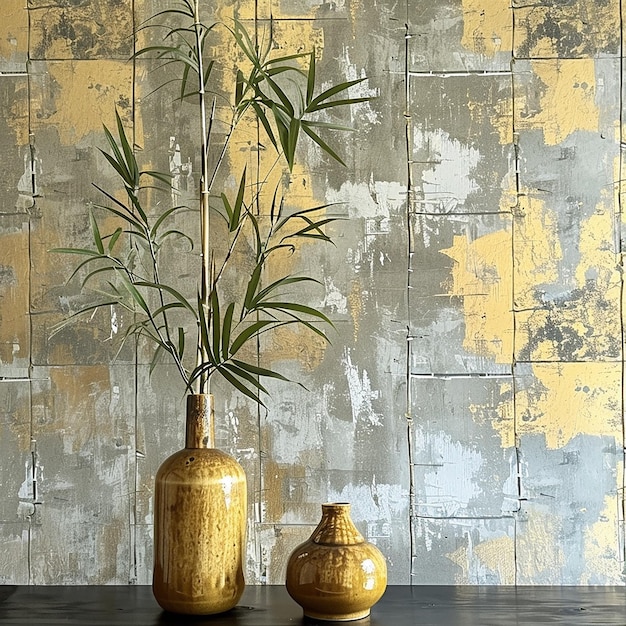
[285,503,387,621]
[152,394,247,615]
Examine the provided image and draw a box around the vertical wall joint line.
[402,15,417,583]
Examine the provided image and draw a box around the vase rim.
[322,502,350,507]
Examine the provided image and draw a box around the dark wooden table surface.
[2,584,626,625]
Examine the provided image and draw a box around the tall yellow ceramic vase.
[152,394,247,614]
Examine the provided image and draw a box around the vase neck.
[311,503,364,546]
[185,394,215,449]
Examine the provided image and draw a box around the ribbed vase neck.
[185,394,215,449]
[311,503,364,546]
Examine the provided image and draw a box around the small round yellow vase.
[285,502,387,621]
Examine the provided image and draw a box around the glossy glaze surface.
[285,503,387,621]
[152,395,247,615]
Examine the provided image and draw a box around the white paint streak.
[338,47,380,126]
[342,348,382,427]
[414,128,480,207]
[414,429,483,517]
[321,277,348,314]
[327,482,407,537]
[326,179,405,220]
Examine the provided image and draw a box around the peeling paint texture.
[1,0,626,587]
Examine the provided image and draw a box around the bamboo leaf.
[235,69,244,105]
[253,276,322,305]
[117,272,150,314]
[221,302,235,360]
[108,227,123,252]
[230,168,246,232]
[214,364,264,405]
[156,229,194,249]
[301,122,346,166]
[229,320,273,356]
[243,263,263,312]
[231,358,290,382]
[285,117,300,171]
[149,343,164,376]
[306,50,316,106]
[210,289,221,363]
[177,327,185,360]
[89,210,105,254]
[133,281,196,313]
[257,301,333,325]
[150,204,189,237]
[308,96,371,112]
[263,74,295,117]
[250,102,278,151]
[115,109,138,187]
[304,77,366,112]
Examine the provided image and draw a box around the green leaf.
[304,77,367,113]
[156,229,194,249]
[214,364,264,405]
[149,343,164,376]
[133,281,196,314]
[150,204,189,238]
[301,122,346,166]
[250,102,278,151]
[243,263,263,312]
[177,327,185,360]
[210,289,221,363]
[229,320,273,356]
[230,168,246,231]
[252,276,322,306]
[117,272,150,314]
[221,302,235,360]
[115,109,138,187]
[257,301,333,326]
[264,74,295,117]
[231,358,290,382]
[107,227,123,252]
[308,96,372,112]
[285,117,300,171]
[306,50,316,107]
[89,210,105,254]
[235,69,244,105]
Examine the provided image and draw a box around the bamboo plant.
[54,0,369,403]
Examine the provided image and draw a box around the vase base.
[303,609,371,621]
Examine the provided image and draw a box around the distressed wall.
[1,0,625,585]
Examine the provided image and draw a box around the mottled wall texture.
[1,0,625,586]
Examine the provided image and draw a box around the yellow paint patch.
[517,60,599,146]
[461,0,512,57]
[514,192,621,361]
[515,363,622,450]
[575,193,619,289]
[513,2,619,58]
[474,535,515,584]
[45,367,113,452]
[581,494,623,584]
[32,61,132,145]
[445,542,469,583]
[441,226,513,364]
[0,222,29,363]
[348,280,363,343]
[517,508,565,582]
[265,326,328,373]
[0,0,27,63]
